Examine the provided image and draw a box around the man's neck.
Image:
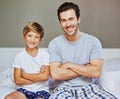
[65,30,81,42]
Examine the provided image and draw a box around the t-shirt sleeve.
[12,54,21,68]
[48,40,62,63]
[90,37,103,60]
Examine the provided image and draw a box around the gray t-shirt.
[48,32,103,88]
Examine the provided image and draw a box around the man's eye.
[69,18,74,21]
[61,19,66,23]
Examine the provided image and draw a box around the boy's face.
[23,31,41,49]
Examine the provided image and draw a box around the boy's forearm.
[15,75,34,85]
[22,66,50,82]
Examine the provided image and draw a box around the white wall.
[0,0,120,48]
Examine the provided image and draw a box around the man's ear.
[78,17,80,24]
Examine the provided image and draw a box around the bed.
[0,48,120,99]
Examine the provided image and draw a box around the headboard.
[0,48,120,73]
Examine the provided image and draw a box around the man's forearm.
[51,66,79,80]
[63,61,102,78]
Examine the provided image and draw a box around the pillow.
[99,58,120,95]
[103,58,120,72]
[0,67,16,88]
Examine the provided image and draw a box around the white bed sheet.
[0,86,15,99]
[99,58,120,98]
[0,67,16,99]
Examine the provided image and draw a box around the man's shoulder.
[48,35,65,49]
[82,32,100,41]
[53,35,64,40]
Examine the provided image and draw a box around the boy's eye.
[35,36,39,39]
[28,35,32,37]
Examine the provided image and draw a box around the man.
[48,2,117,99]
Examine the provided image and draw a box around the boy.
[5,22,50,99]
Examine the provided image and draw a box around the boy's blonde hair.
[23,22,44,39]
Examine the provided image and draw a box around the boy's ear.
[39,36,42,42]
[40,38,42,41]
[22,34,25,41]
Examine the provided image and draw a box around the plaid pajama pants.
[50,82,117,99]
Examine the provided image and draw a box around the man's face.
[59,9,80,36]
